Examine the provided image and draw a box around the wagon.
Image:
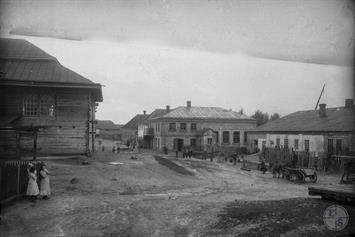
[282,167,317,183]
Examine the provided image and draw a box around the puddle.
[109,162,124,165]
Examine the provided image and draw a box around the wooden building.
[0,38,102,158]
[121,111,149,147]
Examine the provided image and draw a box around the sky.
[0,0,354,124]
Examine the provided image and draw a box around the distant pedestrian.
[112,146,116,153]
[188,149,192,159]
[232,153,237,165]
[292,151,298,168]
[203,150,207,160]
[117,146,120,153]
[260,160,267,174]
[102,145,105,151]
[27,166,39,202]
[39,162,51,199]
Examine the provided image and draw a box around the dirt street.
[1,151,354,237]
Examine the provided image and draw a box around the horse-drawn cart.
[283,167,317,183]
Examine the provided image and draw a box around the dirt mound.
[206,198,355,236]
[154,156,194,176]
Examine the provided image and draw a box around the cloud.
[1,0,354,66]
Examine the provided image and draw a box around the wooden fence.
[263,148,329,171]
[0,160,41,204]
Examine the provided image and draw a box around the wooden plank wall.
[0,87,95,156]
[0,130,17,158]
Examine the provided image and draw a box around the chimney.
[319,103,327,117]
[187,101,191,108]
[166,105,170,112]
[143,110,146,115]
[345,99,354,108]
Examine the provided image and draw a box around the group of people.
[26,162,51,202]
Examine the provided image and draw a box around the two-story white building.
[148,101,257,152]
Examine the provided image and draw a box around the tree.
[252,110,269,126]
[270,113,280,121]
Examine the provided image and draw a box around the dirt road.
[1,152,354,236]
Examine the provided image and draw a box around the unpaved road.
[1,151,354,237]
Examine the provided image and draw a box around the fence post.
[16,162,20,198]
[0,166,2,202]
[33,131,37,161]
[16,132,20,159]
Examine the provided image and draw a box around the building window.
[304,139,310,152]
[208,138,213,145]
[328,139,334,153]
[222,131,229,144]
[284,138,288,148]
[294,139,299,150]
[169,123,176,132]
[244,132,247,144]
[190,138,196,147]
[23,94,38,116]
[276,138,280,147]
[191,123,197,131]
[23,94,55,117]
[180,123,186,132]
[233,131,240,143]
[39,94,55,116]
[336,139,342,154]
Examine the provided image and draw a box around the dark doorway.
[174,138,184,151]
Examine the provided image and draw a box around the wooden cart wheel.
[310,173,317,183]
[298,173,305,182]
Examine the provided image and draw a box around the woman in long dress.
[26,166,39,201]
[39,163,51,199]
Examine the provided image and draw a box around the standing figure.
[292,151,298,168]
[39,162,51,199]
[27,166,39,202]
[260,160,267,174]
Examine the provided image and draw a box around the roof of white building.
[157,106,254,120]
[249,105,355,133]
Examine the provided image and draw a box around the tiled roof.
[158,106,254,120]
[0,38,102,101]
[96,120,121,130]
[148,109,169,120]
[249,106,355,133]
[122,114,149,129]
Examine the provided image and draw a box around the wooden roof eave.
[0,79,103,102]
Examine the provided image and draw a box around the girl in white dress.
[39,163,51,199]
[26,166,39,201]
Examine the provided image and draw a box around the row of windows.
[23,94,55,117]
[169,123,196,132]
[274,138,309,151]
[222,131,246,144]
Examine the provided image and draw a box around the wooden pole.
[16,162,20,197]
[33,131,37,161]
[314,84,325,110]
[16,132,20,159]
